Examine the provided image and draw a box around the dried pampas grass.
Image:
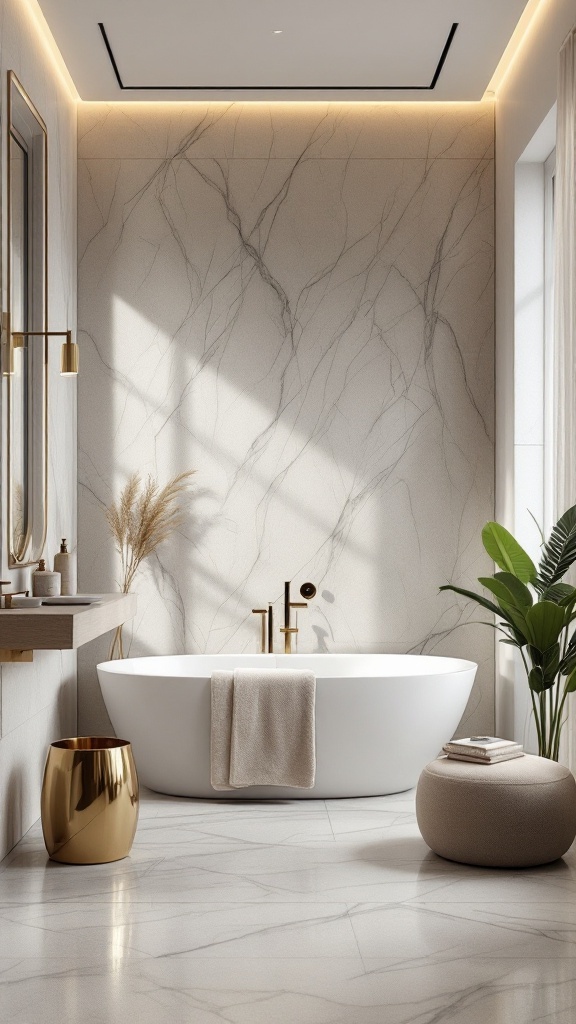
[106,470,195,658]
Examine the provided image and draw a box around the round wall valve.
[300,582,317,600]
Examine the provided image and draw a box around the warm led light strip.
[20,0,78,100]
[485,0,553,97]
[21,0,546,107]
[81,99,491,108]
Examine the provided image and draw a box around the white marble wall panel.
[0,0,77,860]
[78,103,494,735]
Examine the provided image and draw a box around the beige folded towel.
[211,668,316,791]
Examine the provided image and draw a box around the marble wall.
[0,0,77,858]
[77,103,495,735]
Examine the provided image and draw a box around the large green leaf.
[529,666,545,693]
[497,599,529,637]
[439,584,511,622]
[528,644,559,690]
[485,572,533,609]
[542,583,576,605]
[479,577,519,606]
[560,651,576,676]
[524,601,565,653]
[559,626,576,675]
[565,667,576,693]
[477,577,529,635]
[537,504,576,590]
[542,642,560,684]
[494,572,534,607]
[481,522,537,583]
[524,659,553,692]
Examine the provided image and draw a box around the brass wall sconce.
[2,321,78,377]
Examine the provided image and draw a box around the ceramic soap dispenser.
[54,539,76,596]
[32,559,61,598]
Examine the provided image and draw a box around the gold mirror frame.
[6,71,48,568]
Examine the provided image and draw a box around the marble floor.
[1,790,576,1023]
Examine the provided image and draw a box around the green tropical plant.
[440,505,576,761]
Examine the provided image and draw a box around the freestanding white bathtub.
[97,654,476,799]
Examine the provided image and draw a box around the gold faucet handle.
[252,609,268,654]
[0,581,29,609]
[280,625,298,655]
[0,582,30,592]
[290,602,307,609]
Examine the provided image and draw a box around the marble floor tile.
[124,856,450,905]
[359,957,576,1024]
[2,788,576,1022]
[349,901,576,963]
[400,901,576,958]
[136,805,334,847]
[2,955,576,1024]
[408,863,576,904]
[130,834,454,905]
[0,900,359,960]
[0,844,166,905]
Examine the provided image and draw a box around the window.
[543,147,556,534]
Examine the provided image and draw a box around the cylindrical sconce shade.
[60,334,79,375]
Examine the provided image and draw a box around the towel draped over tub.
[210,668,316,790]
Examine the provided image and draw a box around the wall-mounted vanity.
[0,593,136,663]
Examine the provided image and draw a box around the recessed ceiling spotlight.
[273,29,283,34]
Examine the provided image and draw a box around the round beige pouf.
[416,754,576,868]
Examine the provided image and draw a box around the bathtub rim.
[97,652,478,681]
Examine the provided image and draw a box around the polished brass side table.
[41,737,139,864]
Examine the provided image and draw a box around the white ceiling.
[37,0,530,101]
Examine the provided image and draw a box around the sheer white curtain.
[555,28,576,767]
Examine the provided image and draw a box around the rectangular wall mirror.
[6,71,47,567]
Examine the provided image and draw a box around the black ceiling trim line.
[98,22,458,92]
[99,21,124,89]
[429,21,458,89]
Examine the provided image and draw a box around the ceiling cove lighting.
[81,100,492,110]
[20,0,79,100]
[485,0,553,97]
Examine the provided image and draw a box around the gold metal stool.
[41,737,139,864]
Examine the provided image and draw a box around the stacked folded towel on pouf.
[443,736,524,764]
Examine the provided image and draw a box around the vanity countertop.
[0,593,137,651]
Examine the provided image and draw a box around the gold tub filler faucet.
[252,581,317,654]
